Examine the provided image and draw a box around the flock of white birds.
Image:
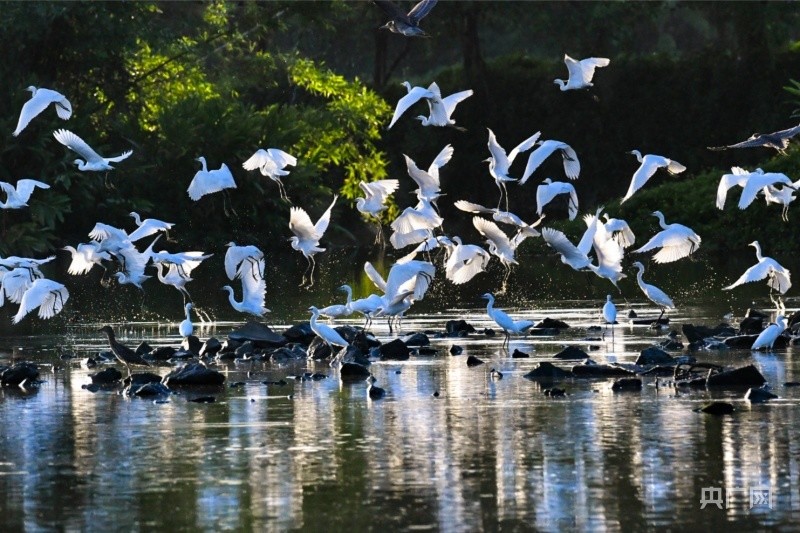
[1,43,799,355]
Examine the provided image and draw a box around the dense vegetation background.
[2,1,800,260]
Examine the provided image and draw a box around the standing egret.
[356,179,400,245]
[0,179,49,209]
[481,293,534,348]
[387,81,472,130]
[350,292,384,330]
[374,0,438,37]
[554,54,610,91]
[99,325,150,377]
[318,285,354,320]
[534,178,579,221]
[242,148,297,202]
[187,157,237,215]
[708,123,800,155]
[519,138,581,183]
[308,306,349,362]
[53,129,132,171]
[621,150,686,203]
[723,241,791,308]
[751,315,787,350]
[484,128,541,210]
[603,295,617,340]
[12,278,69,324]
[632,261,675,321]
[289,195,337,287]
[633,211,701,263]
[13,86,72,137]
[180,303,194,338]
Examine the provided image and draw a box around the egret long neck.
[752,242,764,261]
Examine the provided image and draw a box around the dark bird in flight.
[708,123,800,155]
[374,0,438,37]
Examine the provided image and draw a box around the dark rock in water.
[523,362,571,380]
[682,323,736,343]
[587,325,602,332]
[150,346,177,361]
[413,347,438,356]
[199,337,222,357]
[282,322,315,344]
[449,345,463,356]
[219,339,242,354]
[379,339,410,361]
[746,308,769,319]
[640,365,677,377]
[723,334,759,349]
[230,381,246,388]
[484,328,496,337]
[1,362,39,387]
[571,363,636,378]
[344,345,371,367]
[89,367,123,385]
[553,346,589,360]
[544,387,566,397]
[129,382,171,398]
[529,328,560,336]
[339,362,371,382]
[124,372,162,388]
[83,383,101,393]
[535,318,570,329]
[402,332,430,347]
[635,347,674,366]
[136,341,153,356]
[306,337,332,360]
[432,391,440,397]
[738,316,764,335]
[697,402,735,415]
[163,363,225,387]
[270,345,307,363]
[263,379,289,386]
[229,322,287,348]
[745,387,778,403]
[628,309,638,318]
[181,335,202,355]
[512,348,530,358]
[784,381,800,387]
[446,319,476,335]
[170,349,196,360]
[612,378,643,391]
[81,357,98,369]
[631,317,669,326]
[235,341,256,358]
[706,364,766,388]
[310,373,327,381]
[467,355,485,367]
[368,384,386,400]
[188,396,216,403]
[490,368,503,379]
[658,338,683,351]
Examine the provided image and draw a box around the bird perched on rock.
[99,325,150,377]
[374,0,438,37]
[13,86,72,137]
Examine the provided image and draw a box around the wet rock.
[282,322,315,344]
[706,364,766,388]
[181,335,202,355]
[310,373,327,381]
[229,322,287,348]
[229,381,246,388]
[1,362,39,387]
[746,308,769,319]
[82,383,100,393]
[306,337,332,360]
[535,318,570,329]
[738,316,764,335]
[787,310,800,330]
[188,396,216,403]
[483,328,496,337]
[219,339,242,354]
[270,345,307,363]
[571,363,636,378]
[512,349,530,358]
[150,346,177,361]
[523,362,571,380]
[162,363,225,387]
[745,387,778,403]
[445,320,476,336]
[129,382,171,398]
[449,345,463,356]
[784,381,800,387]
[96,351,115,362]
[199,337,222,357]
[553,346,589,360]
[631,317,669,326]
[263,379,289,386]
[682,324,736,343]
[640,365,677,377]
[89,367,123,385]
[81,357,98,369]
[697,402,735,415]
[544,387,566,397]
[658,338,684,351]
[169,349,195,360]
[402,332,430,347]
[413,347,438,356]
[612,378,643,391]
[368,383,386,400]
[235,341,257,358]
[466,355,485,367]
[379,339,410,361]
[528,328,560,336]
[723,334,759,349]
[341,345,371,366]
[339,362,371,382]
[124,372,162,389]
[635,347,674,366]
[135,341,153,356]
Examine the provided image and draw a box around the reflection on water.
[1,299,798,531]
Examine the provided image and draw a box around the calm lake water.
[1,251,799,531]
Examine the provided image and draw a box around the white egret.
[403,144,453,201]
[1,268,36,306]
[0,255,54,281]
[53,129,132,171]
[224,242,264,282]
[374,290,415,334]
[0,179,49,209]
[350,292,384,330]
[632,211,701,263]
[387,81,472,130]
[621,150,686,203]
[389,197,443,249]
[751,315,787,350]
[735,170,795,210]
[221,282,269,317]
[364,260,434,331]
[541,212,599,272]
[156,263,193,302]
[484,128,541,210]
[242,148,297,202]
[632,261,675,321]
[472,216,530,292]
[128,212,174,242]
[12,278,69,324]
[289,195,337,287]
[602,214,636,248]
[396,235,451,264]
[308,306,349,360]
[585,210,626,288]
[63,242,111,275]
[187,156,237,204]
[318,285,354,319]
[534,178,578,221]
[112,236,160,289]
[723,241,791,307]
[519,139,580,183]
[454,199,544,237]
[554,54,610,91]
[602,295,617,340]
[441,236,491,285]
[356,179,400,245]
[179,303,194,338]
[481,293,534,348]
[761,182,796,221]
[13,86,72,137]
[716,166,753,210]
[151,248,212,279]
[374,0,438,37]
[709,123,800,155]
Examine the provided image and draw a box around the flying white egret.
[735,170,795,210]
[187,157,237,206]
[12,278,69,324]
[761,182,797,221]
[128,212,174,242]
[0,255,54,281]
[632,211,701,263]
[157,263,194,303]
[242,148,297,202]
[224,242,265,282]
[484,128,541,210]
[53,129,132,171]
[709,123,800,154]
[723,241,791,308]
[62,242,111,275]
[632,261,675,321]
[585,210,626,288]
[441,236,491,285]
[357,179,400,245]
[308,306,349,362]
[454,199,545,237]
[716,166,753,210]
[0,267,37,306]
[112,236,160,289]
[602,295,617,340]
[403,144,453,201]
[387,81,472,129]
[374,0,438,37]
[151,248,212,279]
[472,216,530,292]
[221,282,269,317]
[535,178,579,221]
[179,303,194,338]
[519,139,580,183]
[318,285,354,319]
[364,260,434,331]
[389,197,443,249]
[541,211,599,272]
[621,150,686,203]
[0,179,49,209]
[289,195,337,287]
[13,86,72,137]
[481,292,534,348]
[602,214,636,248]
[751,315,787,350]
[395,235,452,264]
[554,54,610,91]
